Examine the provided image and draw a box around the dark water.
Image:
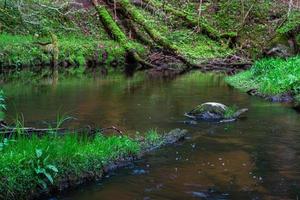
[3,72,300,200]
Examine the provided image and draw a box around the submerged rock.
[184,102,248,121]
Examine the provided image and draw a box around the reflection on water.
[3,72,300,200]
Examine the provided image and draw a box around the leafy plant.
[0,138,15,152]
[30,148,58,189]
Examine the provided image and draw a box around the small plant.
[0,138,15,152]
[145,129,161,145]
[224,106,238,119]
[30,148,58,190]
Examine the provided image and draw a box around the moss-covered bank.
[0,129,186,200]
[0,34,145,76]
[226,56,300,102]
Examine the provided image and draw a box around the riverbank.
[0,129,186,200]
[0,34,146,79]
[226,56,300,103]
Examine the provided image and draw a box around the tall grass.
[0,133,141,199]
[226,56,300,95]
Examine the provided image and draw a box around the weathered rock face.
[185,102,248,121]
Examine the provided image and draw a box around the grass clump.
[226,56,300,96]
[144,129,163,146]
[0,133,141,199]
[224,106,238,119]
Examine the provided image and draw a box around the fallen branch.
[0,123,124,137]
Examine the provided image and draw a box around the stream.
[3,72,300,200]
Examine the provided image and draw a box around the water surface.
[3,72,300,200]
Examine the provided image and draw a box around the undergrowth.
[137,7,232,61]
[226,56,300,95]
[0,34,139,68]
[0,133,141,199]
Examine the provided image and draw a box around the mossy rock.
[189,103,228,116]
[185,102,248,121]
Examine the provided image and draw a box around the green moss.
[134,7,232,61]
[226,56,300,95]
[0,34,143,76]
[143,0,223,40]
[94,5,128,45]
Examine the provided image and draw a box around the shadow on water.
[3,72,300,200]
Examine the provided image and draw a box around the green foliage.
[0,34,140,79]
[94,4,128,44]
[166,29,232,61]
[0,0,107,37]
[0,34,48,67]
[31,148,58,189]
[136,7,232,61]
[0,133,141,199]
[278,11,300,34]
[0,138,15,152]
[145,129,161,145]
[226,56,300,95]
[224,106,238,119]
